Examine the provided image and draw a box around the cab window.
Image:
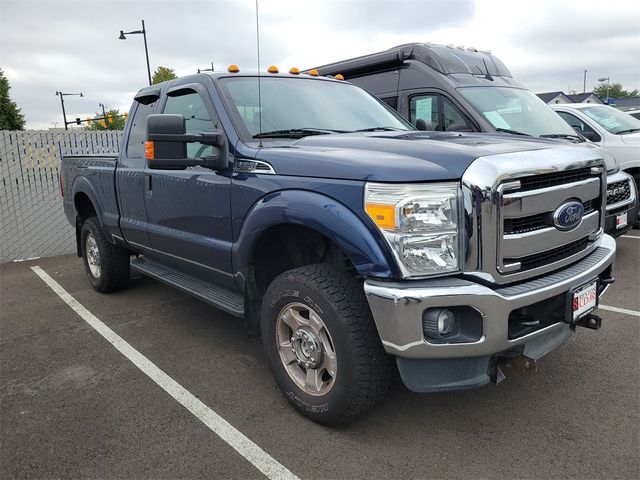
[410,94,474,131]
[163,91,217,158]
[557,111,601,142]
[125,101,155,161]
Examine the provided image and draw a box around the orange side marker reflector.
[145,141,154,160]
[308,69,319,76]
[289,67,300,75]
[365,204,396,229]
[267,65,279,73]
[228,64,240,73]
[335,74,344,80]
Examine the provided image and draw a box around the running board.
[130,256,244,317]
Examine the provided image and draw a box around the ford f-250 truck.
[62,69,616,424]
[309,43,638,236]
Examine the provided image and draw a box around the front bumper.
[605,171,638,237]
[364,234,616,391]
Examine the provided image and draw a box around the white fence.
[0,130,122,262]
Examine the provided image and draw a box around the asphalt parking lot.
[1,233,638,479]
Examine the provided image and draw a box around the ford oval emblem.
[553,201,584,231]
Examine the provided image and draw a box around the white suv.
[552,103,640,230]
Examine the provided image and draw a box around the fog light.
[423,308,455,338]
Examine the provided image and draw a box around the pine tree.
[0,68,25,130]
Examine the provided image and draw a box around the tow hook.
[571,312,602,331]
[490,354,537,384]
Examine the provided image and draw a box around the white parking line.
[598,304,640,318]
[621,235,639,239]
[31,266,299,480]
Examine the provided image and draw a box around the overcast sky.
[1,0,639,129]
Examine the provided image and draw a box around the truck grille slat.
[505,237,590,271]
[518,167,592,192]
[504,200,595,235]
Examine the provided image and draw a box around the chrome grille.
[461,146,606,285]
[498,169,603,275]
[606,179,631,204]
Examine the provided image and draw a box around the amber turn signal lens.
[267,65,279,74]
[145,141,154,160]
[228,64,240,73]
[335,74,344,80]
[289,67,300,74]
[365,203,396,229]
[308,69,319,76]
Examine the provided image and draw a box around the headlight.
[364,182,462,278]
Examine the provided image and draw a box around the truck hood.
[620,132,640,145]
[255,132,594,182]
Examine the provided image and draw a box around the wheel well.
[243,224,358,339]
[74,192,97,222]
[250,225,356,295]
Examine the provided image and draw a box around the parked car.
[62,70,615,424]
[624,109,640,120]
[308,43,638,236]
[552,103,640,228]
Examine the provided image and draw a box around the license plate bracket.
[616,212,628,229]
[566,278,599,324]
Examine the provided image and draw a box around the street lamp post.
[598,76,610,104]
[55,91,84,130]
[119,19,152,86]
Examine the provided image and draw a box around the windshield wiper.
[351,126,406,132]
[615,128,640,135]
[495,127,530,136]
[253,128,346,139]
[540,133,584,142]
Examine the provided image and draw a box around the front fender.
[232,190,398,289]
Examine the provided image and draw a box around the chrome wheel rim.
[85,233,101,279]
[276,302,337,396]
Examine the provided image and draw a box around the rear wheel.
[261,264,392,425]
[81,217,130,292]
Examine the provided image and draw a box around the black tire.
[81,217,130,293]
[261,264,392,425]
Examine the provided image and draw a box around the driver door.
[143,82,235,288]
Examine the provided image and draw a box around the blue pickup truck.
[62,69,616,424]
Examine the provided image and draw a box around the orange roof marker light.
[228,64,240,73]
[308,69,319,76]
[289,67,300,75]
[267,65,279,74]
[335,74,344,81]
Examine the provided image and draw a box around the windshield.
[458,86,578,137]
[579,105,640,134]
[219,77,412,139]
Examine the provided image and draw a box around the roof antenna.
[255,0,263,147]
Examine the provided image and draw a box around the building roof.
[537,91,568,103]
[566,92,603,103]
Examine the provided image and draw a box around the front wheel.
[81,217,130,293]
[261,264,392,425]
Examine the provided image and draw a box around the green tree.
[152,66,177,84]
[87,108,127,130]
[593,82,639,100]
[0,68,25,130]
